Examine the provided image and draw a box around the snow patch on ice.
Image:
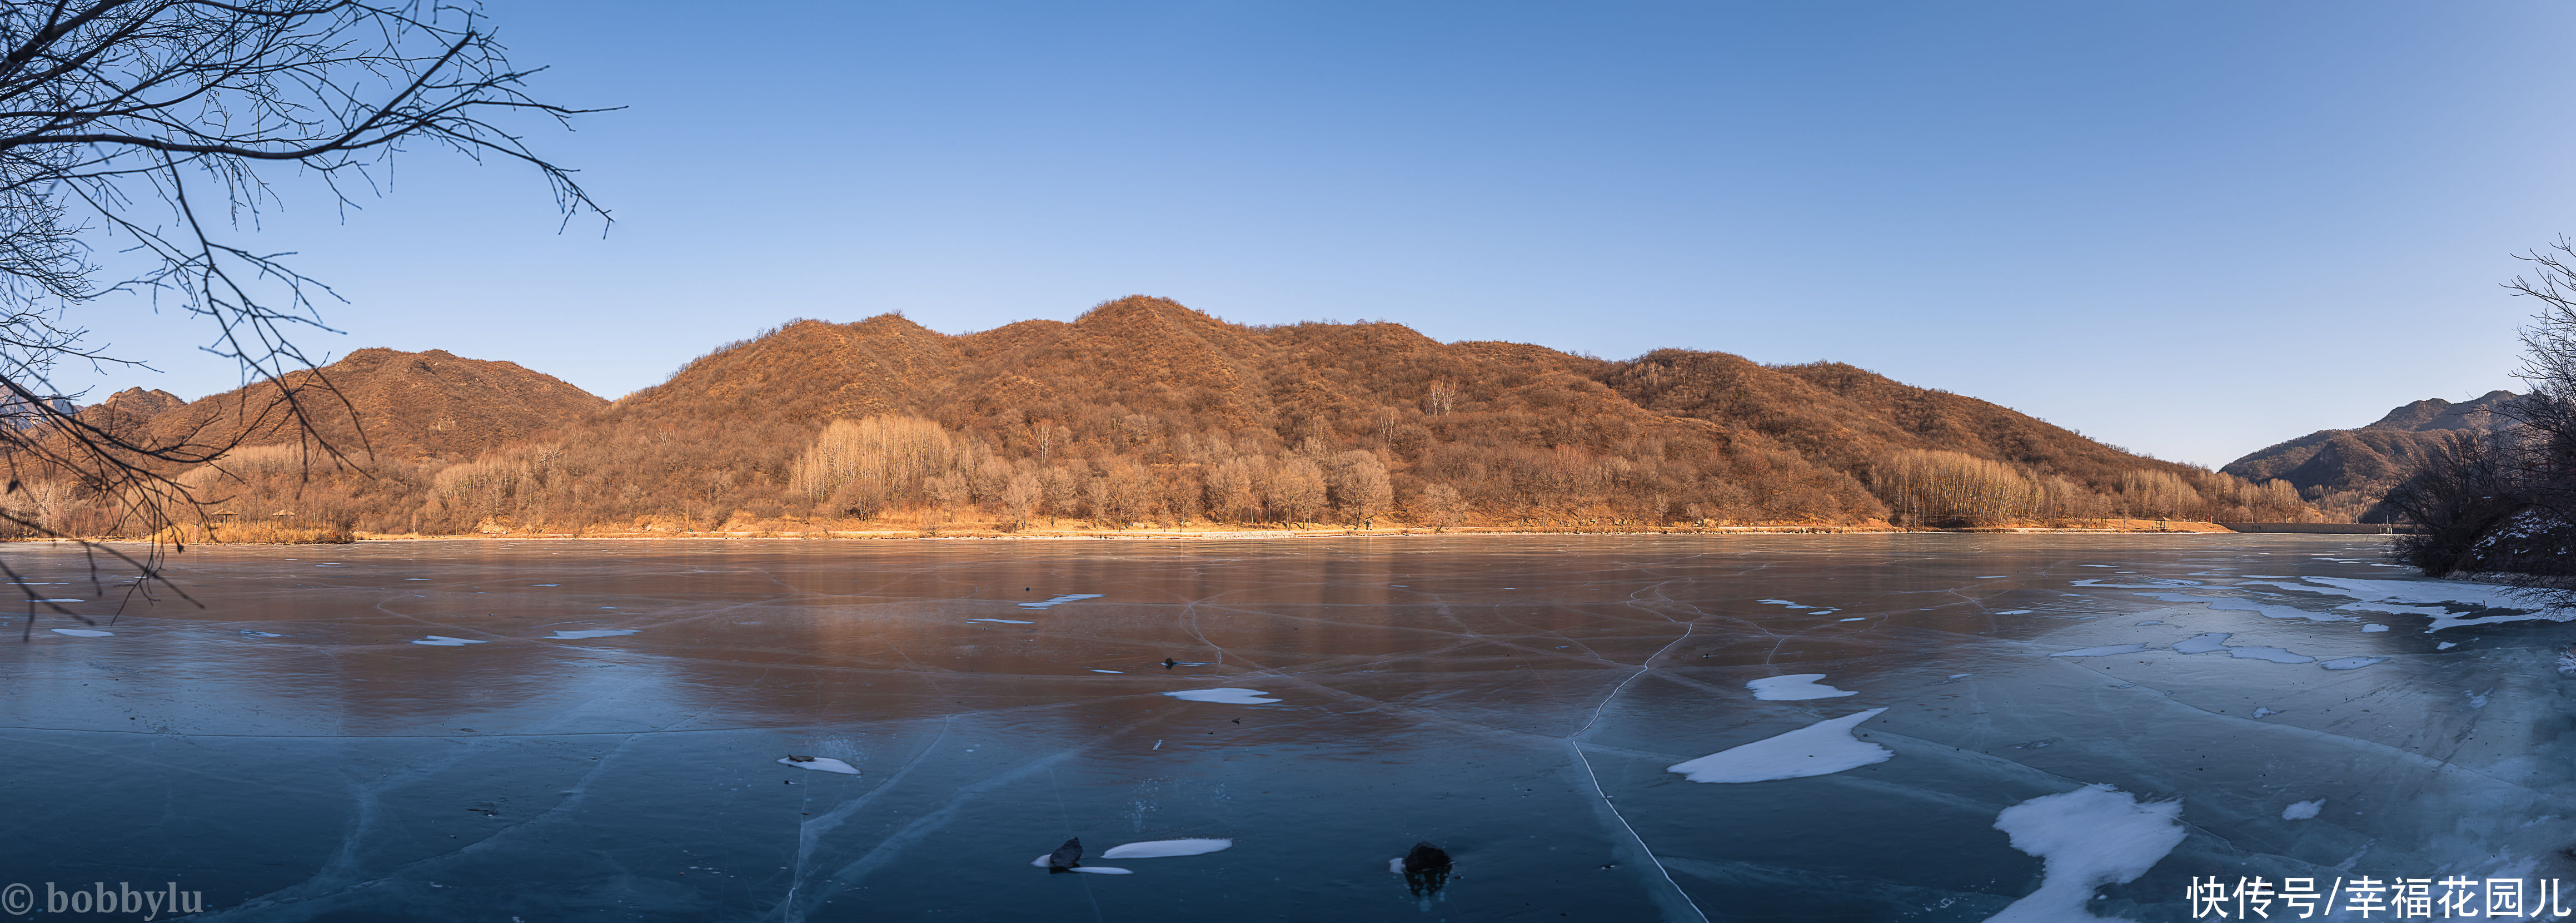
[1163,688,1279,704]
[1837,617,1866,622]
[1995,609,2032,615]
[1090,669,1124,674]
[29,598,81,603]
[237,630,285,638]
[966,618,1034,624]
[1102,838,1231,859]
[2228,647,2314,664]
[2361,623,2389,632]
[778,756,858,775]
[1746,674,1857,701]
[48,628,109,637]
[1666,708,1891,783]
[412,636,486,646]
[1755,599,1812,609]
[2252,707,2276,718]
[2051,644,2150,658]
[2295,577,2563,631]
[2281,799,2324,821]
[1069,866,1130,875]
[2320,656,2388,671]
[1019,593,1103,609]
[2171,633,2231,654]
[547,629,637,639]
[2072,578,2205,589]
[1982,785,2186,922]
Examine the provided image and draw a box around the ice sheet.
[1100,838,1231,859]
[2134,593,2346,622]
[1745,674,1857,701]
[2319,656,2389,671]
[1162,688,1279,704]
[2052,644,2150,658]
[2228,647,2314,664]
[2171,633,2230,654]
[1666,708,1891,783]
[1984,785,2185,922]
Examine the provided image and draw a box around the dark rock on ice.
[1049,837,1083,870]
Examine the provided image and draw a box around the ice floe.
[412,636,487,646]
[49,628,109,637]
[2051,644,2150,658]
[2292,577,2563,631]
[1983,785,2185,922]
[1101,838,1231,859]
[2361,623,2389,632]
[1019,593,1103,609]
[2319,656,2388,671]
[1746,674,1857,701]
[547,629,637,639]
[2281,799,2324,821]
[966,618,1034,624]
[2134,593,2346,622]
[1163,688,1279,704]
[777,755,859,775]
[1666,708,1891,783]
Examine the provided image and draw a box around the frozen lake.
[2,534,2570,920]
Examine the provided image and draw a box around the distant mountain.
[409,296,2299,533]
[2221,390,2517,521]
[133,348,605,463]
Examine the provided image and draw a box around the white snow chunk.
[2228,647,2314,664]
[1982,785,2186,922]
[1746,674,1857,701]
[2319,656,2389,671]
[2361,623,2389,633]
[2281,799,2324,820]
[2439,642,2458,651]
[49,628,110,637]
[1386,857,1406,874]
[1102,838,1232,859]
[1163,688,1280,704]
[2051,644,2150,658]
[2171,633,2231,654]
[1666,708,1892,783]
[548,629,637,639]
[412,636,486,646]
[2252,707,2276,718]
[966,618,1034,624]
[778,756,858,774]
[1019,593,1104,609]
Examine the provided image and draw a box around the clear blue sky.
[74,1,2576,467]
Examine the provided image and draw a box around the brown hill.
[137,348,604,464]
[398,296,2305,535]
[2221,390,2517,521]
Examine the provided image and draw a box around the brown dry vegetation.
[29,296,2315,540]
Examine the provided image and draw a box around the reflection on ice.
[1745,674,1857,701]
[1985,785,2185,923]
[1666,708,1891,783]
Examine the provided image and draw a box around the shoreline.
[54,520,2279,546]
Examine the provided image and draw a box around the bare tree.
[0,1,604,625]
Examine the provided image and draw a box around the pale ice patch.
[1019,593,1104,609]
[2361,623,2389,633]
[49,628,110,637]
[531,584,559,587]
[29,598,81,603]
[1746,674,1857,701]
[2133,621,2165,626]
[1163,688,1279,704]
[2051,644,2150,658]
[237,630,285,638]
[2466,689,2491,709]
[1755,599,1812,609]
[2171,633,2231,654]
[2252,707,2276,718]
[2281,799,2324,821]
[2294,577,2562,631]
[1982,785,2185,923]
[1947,673,1973,679]
[966,618,1034,624]
[2072,578,2204,589]
[404,578,429,580]
[1070,866,1130,875]
[412,636,486,646]
[2228,647,2314,664]
[1102,838,1231,859]
[2320,656,2389,671]
[1995,609,2032,615]
[1666,708,1891,783]
[778,756,858,775]
[2134,593,2346,623]
[1837,617,1865,622]
[548,629,637,639]
[1090,669,1124,674]
[1977,575,2011,579]
[1386,857,1406,874]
